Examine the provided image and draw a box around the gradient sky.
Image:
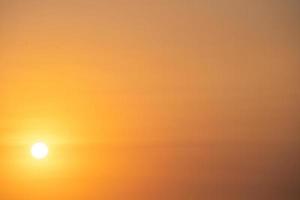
[0,0,299,199]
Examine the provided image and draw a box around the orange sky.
[0,0,299,199]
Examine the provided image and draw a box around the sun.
[31,142,49,160]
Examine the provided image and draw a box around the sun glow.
[31,142,49,160]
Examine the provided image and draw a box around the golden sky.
[0,0,299,199]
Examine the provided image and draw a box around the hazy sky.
[0,0,299,199]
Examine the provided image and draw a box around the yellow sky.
[0,0,299,199]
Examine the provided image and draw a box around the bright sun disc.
[31,142,49,159]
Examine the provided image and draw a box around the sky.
[0,0,299,199]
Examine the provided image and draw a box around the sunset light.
[1,0,299,199]
[31,142,49,160]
